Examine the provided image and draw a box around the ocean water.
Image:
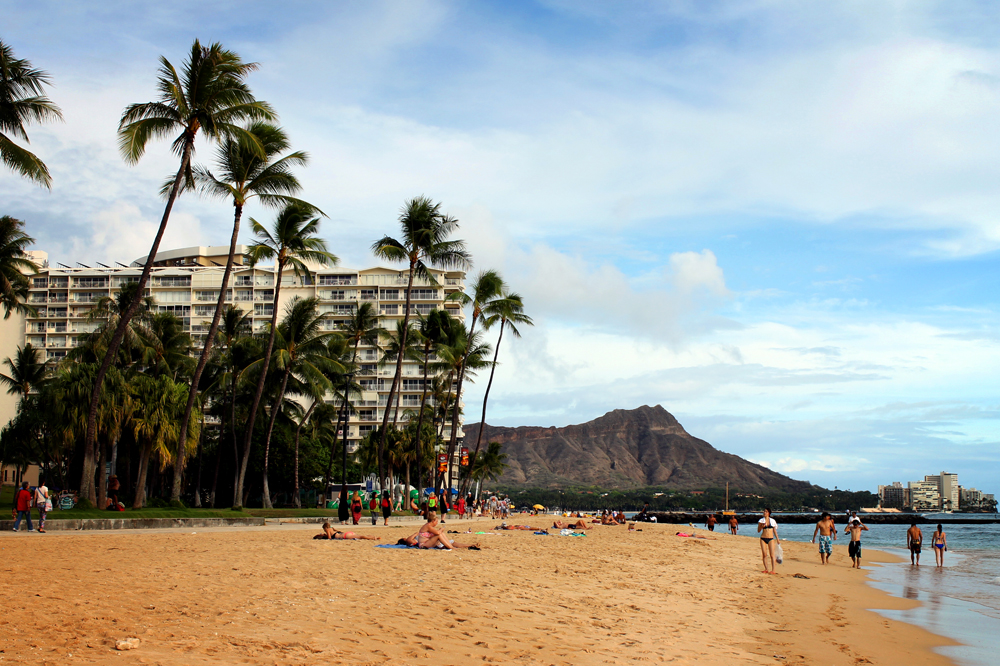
[774,516,1000,666]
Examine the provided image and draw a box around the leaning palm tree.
[323,301,379,490]
[0,215,39,319]
[0,39,63,187]
[378,317,421,425]
[370,196,470,488]
[233,202,336,508]
[471,441,508,494]
[444,327,493,493]
[411,309,454,498]
[251,297,340,508]
[0,343,46,404]
[170,122,310,502]
[80,40,274,505]
[444,270,503,492]
[463,291,532,496]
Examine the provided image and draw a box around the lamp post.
[336,373,354,524]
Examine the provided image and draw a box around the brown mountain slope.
[464,405,814,492]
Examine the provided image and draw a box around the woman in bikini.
[757,508,779,574]
[315,522,380,540]
[418,512,458,549]
[932,523,947,567]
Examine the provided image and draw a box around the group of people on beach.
[809,512,949,569]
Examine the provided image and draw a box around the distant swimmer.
[811,512,837,564]
[907,520,923,566]
[728,516,739,535]
[932,523,948,567]
[844,519,869,569]
[757,508,780,574]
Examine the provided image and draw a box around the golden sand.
[0,518,955,665]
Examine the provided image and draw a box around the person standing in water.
[844,518,869,569]
[811,512,837,564]
[906,520,923,566]
[932,523,947,567]
[728,515,739,534]
[705,514,717,532]
[757,508,779,574]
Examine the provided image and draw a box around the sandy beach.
[0,518,956,665]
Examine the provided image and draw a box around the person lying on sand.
[494,523,543,531]
[553,520,589,530]
[396,530,481,549]
[314,522,381,540]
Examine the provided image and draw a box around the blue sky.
[4,1,1000,493]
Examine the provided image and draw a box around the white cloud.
[72,202,204,266]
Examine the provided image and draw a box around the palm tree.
[130,374,199,508]
[379,317,421,425]
[234,202,336,508]
[146,312,194,380]
[444,270,503,492]
[370,196,470,488]
[471,441,508,494]
[215,305,252,505]
[0,343,46,403]
[252,297,340,508]
[71,281,156,366]
[0,39,63,187]
[463,290,532,495]
[170,122,309,502]
[0,215,39,319]
[82,40,274,505]
[445,327,493,493]
[323,301,379,490]
[411,309,454,499]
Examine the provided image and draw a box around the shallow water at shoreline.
[775,521,1000,666]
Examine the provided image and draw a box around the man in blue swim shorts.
[811,512,837,564]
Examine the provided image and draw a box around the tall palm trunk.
[325,337,359,489]
[171,202,244,502]
[260,365,292,509]
[82,134,194,504]
[209,434,222,508]
[413,337,432,502]
[133,443,153,509]
[462,321,505,496]
[377,262,415,489]
[292,400,318,508]
[234,261,284,508]
[447,313,480,493]
[96,439,108,510]
[192,412,206,507]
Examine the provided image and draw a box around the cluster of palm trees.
[0,38,531,509]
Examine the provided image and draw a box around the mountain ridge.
[463,405,814,492]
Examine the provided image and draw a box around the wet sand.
[0,518,956,665]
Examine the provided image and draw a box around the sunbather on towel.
[418,513,482,550]
[553,520,589,530]
[495,523,543,531]
[314,522,380,540]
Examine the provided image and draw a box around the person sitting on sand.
[418,512,481,550]
[553,520,589,530]
[314,522,380,540]
[399,528,481,550]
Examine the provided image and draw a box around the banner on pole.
[437,453,447,474]
[460,447,469,467]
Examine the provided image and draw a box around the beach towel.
[376,544,417,549]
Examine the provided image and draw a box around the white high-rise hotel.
[0,245,467,452]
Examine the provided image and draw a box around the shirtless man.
[844,519,869,569]
[728,516,739,535]
[314,522,381,540]
[906,521,923,566]
[706,514,717,532]
[810,512,837,564]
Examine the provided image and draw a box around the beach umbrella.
[533,504,546,510]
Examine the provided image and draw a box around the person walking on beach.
[706,514,717,531]
[456,494,466,520]
[12,481,34,532]
[33,478,50,533]
[350,491,363,525]
[380,490,392,526]
[811,512,837,564]
[728,515,739,534]
[757,508,779,574]
[932,524,947,567]
[844,519,869,569]
[907,521,923,566]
